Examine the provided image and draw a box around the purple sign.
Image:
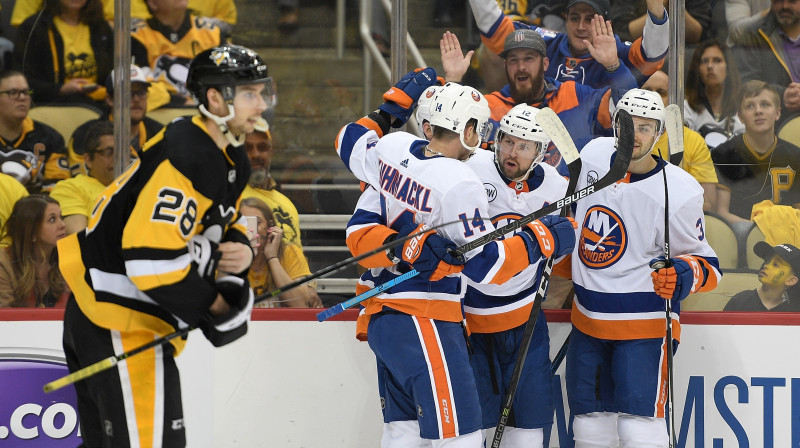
[0,357,81,446]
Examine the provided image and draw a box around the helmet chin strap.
[199,103,245,147]
[459,131,480,160]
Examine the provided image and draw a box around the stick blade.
[536,107,579,165]
[664,103,684,164]
[614,109,635,170]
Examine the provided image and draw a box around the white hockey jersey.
[338,123,536,323]
[570,137,721,341]
[462,149,569,333]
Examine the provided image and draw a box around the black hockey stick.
[491,108,634,447]
[43,220,459,393]
[650,104,682,448]
[318,110,637,322]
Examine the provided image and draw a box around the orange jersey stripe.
[466,302,532,333]
[482,17,516,55]
[570,305,682,342]
[346,225,397,268]
[356,116,385,138]
[627,37,665,77]
[416,317,458,438]
[552,255,572,279]
[490,236,532,285]
[656,338,669,419]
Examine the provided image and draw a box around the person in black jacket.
[725,242,800,311]
[12,0,113,107]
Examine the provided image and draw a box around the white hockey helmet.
[493,104,550,178]
[429,82,491,155]
[613,88,666,135]
[415,85,441,138]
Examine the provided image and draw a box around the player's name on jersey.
[378,159,433,212]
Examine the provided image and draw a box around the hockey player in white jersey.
[463,104,570,447]
[417,97,573,447]
[566,89,721,447]
[338,73,576,447]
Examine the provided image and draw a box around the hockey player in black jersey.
[59,45,273,447]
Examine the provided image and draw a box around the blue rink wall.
[1,309,799,447]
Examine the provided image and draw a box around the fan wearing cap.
[65,64,165,176]
[724,242,800,311]
[468,0,667,90]
[441,28,635,177]
[58,45,269,447]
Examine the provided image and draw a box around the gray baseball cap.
[500,29,547,59]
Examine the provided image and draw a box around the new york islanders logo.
[579,206,627,269]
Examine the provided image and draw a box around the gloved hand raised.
[379,67,438,128]
[517,215,577,263]
[650,255,706,301]
[200,275,255,347]
[392,223,466,281]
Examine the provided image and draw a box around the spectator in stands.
[12,0,113,107]
[242,121,303,246]
[50,121,114,235]
[131,0,229,108]
[724,241,800,311]
[468,0,669,91]
[0,195,68,307]
[685,39,745,148]
[611,0,712,44]
[241,197,321,308]
[734,0,800,125]
[725,0,771,44]
[277,0,299,33]
[642,69,719,211]
[0,173,28,245]
[712,80,800,225]
[12,0,236,31]
[66,64,163,176]
[0,70,70,193]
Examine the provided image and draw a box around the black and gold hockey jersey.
[131,14,224,98]
[0,117,69,193]
[58,115,250,354]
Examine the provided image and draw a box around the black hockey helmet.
[186,45,274,107]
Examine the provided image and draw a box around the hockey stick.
[550,334,570,375]
[664,104,684,166]
[43,221,459,393]
[491,108,634,447]
[317,109,636,322]
[650,104,681,448]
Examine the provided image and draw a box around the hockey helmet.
[187,45,275,109]
[493,104,549,178]
[613,88,665,135]
[415,85,441,138]
[428,82,491,156]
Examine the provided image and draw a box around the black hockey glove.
[199,275,255,347]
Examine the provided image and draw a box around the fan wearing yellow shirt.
[242,121,303,246]
[643,70,719,212]
[49,121,115,234]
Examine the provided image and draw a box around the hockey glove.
[200,275,255,347]
[378,67,438,128]
[518,215,577,263]
[392,223,466,281]
[650,255,707,301]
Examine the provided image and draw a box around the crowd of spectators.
[0,0,798,311]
